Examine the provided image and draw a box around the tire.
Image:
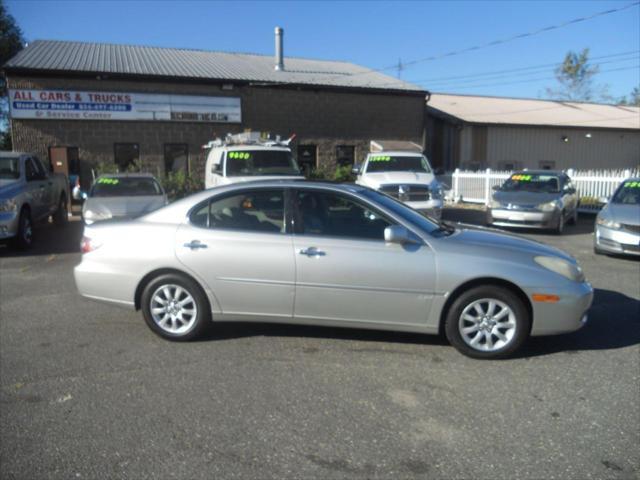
[140,273,211,341]
[53,195,68,226]
[553,212,564,235]
[13,208,34,250]
[444,285,530,359]
[568,208,578,226]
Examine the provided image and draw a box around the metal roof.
[4,40,424,93]
[428,93,640,130]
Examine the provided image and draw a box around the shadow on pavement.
[443,206,597,237]
[0,219,83,258]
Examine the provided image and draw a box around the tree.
[545,48,606,102]
[0,0,24,149]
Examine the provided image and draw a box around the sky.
[6,0,640,101]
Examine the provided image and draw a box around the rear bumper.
[488,208,560,229]
[528,281,593,336]
[74,257,137,308]
[594,225,640,256]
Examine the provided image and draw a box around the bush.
[307,164,355,182]
[161,171,204,200]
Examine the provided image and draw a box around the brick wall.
[7,75,425,176]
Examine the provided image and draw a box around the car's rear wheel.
[569,208,578,226]
[13,208,33,250]
[553,213,564,235]
[445,285,530,359]
[141,273,211,341]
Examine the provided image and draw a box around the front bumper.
[0,212,19,240]
[528,281,594,336]
[487,207,560,229]
[594,225,640,256]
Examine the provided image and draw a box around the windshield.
[360,189,439,234]
[499,173,560,193]
[90,177,163,197]
[365,155,432,174]
[611,180,640,205]
[0,157,20,180]
[225,150,300,176]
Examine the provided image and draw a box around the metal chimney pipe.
[274,27,284,71]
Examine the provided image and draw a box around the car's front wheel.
[445,286,530,359]
[141,273,211,341]
[13,208,33,250]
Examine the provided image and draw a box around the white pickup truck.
[204,132,303,188]
[354,150,443,220]
[0,152,70,249]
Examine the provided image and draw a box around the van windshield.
[499,173,561,193]
[225,150,300,176]
[365,155,431,173]
[0,157,20,179]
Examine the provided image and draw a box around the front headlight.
[538,200,559,212]
[596,216,621,229]
[534,256,585,283]
[0,199,18,213]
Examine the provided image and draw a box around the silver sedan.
[74,181,593,359]
[594,178,640,256]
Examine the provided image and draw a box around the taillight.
[80,236,101,253]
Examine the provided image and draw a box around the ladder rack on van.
[202,132,296,150]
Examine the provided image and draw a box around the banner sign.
[8,89,241,123]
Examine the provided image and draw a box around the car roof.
[213,145,291,151]
[513,170,565,175]
[367,150,423,157]
[96,173,158,179]
[0,151,29,158]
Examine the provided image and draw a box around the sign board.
[8,89,242,123]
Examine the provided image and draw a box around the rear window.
[90,177,163,197]
[0,157,20,180]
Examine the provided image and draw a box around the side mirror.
[351,165,360,175]
[384,225,419,245]
[72,185,87,201]
[212,163,223,174]
[492,185,500,191]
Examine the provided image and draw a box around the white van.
[204,133,303,189]
[354,151,443,219]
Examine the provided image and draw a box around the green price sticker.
[624,181,639,188]
[511,174,532,181]
[229,152,252,160]
[370,156,391,162]
[97,178,119,185]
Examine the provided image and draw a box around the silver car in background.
[82,173,168,225]
[594,178,640,256]
[487,171,579,234]
[74,180,593,359]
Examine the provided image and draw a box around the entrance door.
[297,145,317,177]
[291,189,436,327]
[164,144,189,174]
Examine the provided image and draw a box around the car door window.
[191,189,285,233]
[25,158,39,181]
[32,156,48,178]
[294,190,391,241]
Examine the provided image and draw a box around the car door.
[175,188,295,319]
[23,157,47,221]
[32,156,55,215]
[291,188,436,327]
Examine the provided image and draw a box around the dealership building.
[3,33,427,184]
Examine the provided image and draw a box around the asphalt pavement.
[1,208,638,480]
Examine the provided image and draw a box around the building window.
[539,160,556,170]
[336,145,355,167]
[114,143,139,171]
[164,144,189,175]
[297,145,317,177]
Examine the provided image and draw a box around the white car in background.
[354,151,443,220]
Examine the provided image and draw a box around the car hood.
[493,190,560,206]
[222,175,304,184]
[84,196,167,218]
[445,224,574,262]
[0,179,21,197]
[602,203,640,225]
[360,171,435,188]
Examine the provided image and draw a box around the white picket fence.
[449,168,640,212]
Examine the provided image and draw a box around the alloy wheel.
[149,284,198,334]
[458,298,516,352]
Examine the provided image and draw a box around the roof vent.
[274,27,284,71]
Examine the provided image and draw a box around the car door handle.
[299,247,325,257]
[183,240,208,250]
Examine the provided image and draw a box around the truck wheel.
[14,208,34,250]
[54,195,68,226]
